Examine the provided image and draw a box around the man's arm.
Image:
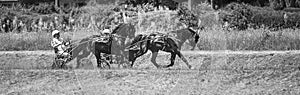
[51,41,61,48]
[51,39,63,48]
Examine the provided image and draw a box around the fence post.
[138,11,141,34]
[188,0,192,10]
[115,0,119,5]
[55,0,59,7]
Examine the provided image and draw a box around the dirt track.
[0,50,300,94]
[1,50,300,70]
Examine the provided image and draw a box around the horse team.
[56,23,200,69]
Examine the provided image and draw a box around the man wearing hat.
[51,30,70,57]
[102,26,112,37]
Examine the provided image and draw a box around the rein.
[112,34,128,39]
[65,34,131,54]
[124,36,180,50]
[65,38,94,54]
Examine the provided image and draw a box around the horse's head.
[112,23,136,39]
[71,36,97,57]
[112,23,136,46]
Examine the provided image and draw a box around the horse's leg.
[130,58,136,68]
[188,39,196,50]
[150,51,162,68]
[104,54,111,69]
[75,50,90,68]
[128,50,138,68]
[178,42,183,50]
[163,52,176,68]
[94,50,102,68]
[175,50,192,69]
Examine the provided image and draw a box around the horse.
[93,23,136,68]
[167,28,200,50]
[127,28,200,69]
[70,23,136,69]
[70,36,95,68]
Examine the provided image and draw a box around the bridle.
[188,27,200,43]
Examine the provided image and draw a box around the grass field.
[0,32,72,51]
[1,27,300,51]
[197,28,300,51]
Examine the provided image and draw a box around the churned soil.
[0,50,300,94]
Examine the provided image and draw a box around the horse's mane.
[111,23,126,34]
[187,28,197,35]
[169,28,196,35]
[187,28,200,43]
[127,34,148,51]
[131,34,147,45]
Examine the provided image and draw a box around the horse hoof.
[156,66,163,69]
[162,65,170,68]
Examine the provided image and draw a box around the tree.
[209,0,270,10]
[188,0,191,10]
[269,0,286,10]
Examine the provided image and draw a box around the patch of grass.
[2,9,300,51]
[133,10,300,51]
[0,32,72,51]
[196,27,300,51]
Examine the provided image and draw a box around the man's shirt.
[51,38,66,54]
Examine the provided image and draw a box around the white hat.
[52,30,60,37]
[102,29,111,34]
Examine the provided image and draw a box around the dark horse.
[93,23,136,68]
[127,28,200,69]
[70,23,136,68]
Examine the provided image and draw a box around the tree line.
[208,0,300,10]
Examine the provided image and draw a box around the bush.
[120,0,178,10]
[177,6,200,28]
[250,10,285,29]
[217,3,300,30]
[219,3,253,30]
[269,0,285,10]
[250,6,300,30]
[30,3,60,14]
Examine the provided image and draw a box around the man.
[12,16,18,32]
[101,27,112,42]
[51,30,70,58]
[54,16,60,30]
[17,21,25,33]
[69,16,75,31]
[94,26,112,44]
[4,19,12,33]
[0,20,3,33]
[102,27,111,36]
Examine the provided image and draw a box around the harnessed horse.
[127,28,200,69]
[71,23,136,68]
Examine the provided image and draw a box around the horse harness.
[148,33,170,50]
[126,32,174,51]
[93,35,113,45]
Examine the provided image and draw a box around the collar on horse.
[125,33,180,51]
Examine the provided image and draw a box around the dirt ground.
[1,69,300,95]
[0,51,300,95]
